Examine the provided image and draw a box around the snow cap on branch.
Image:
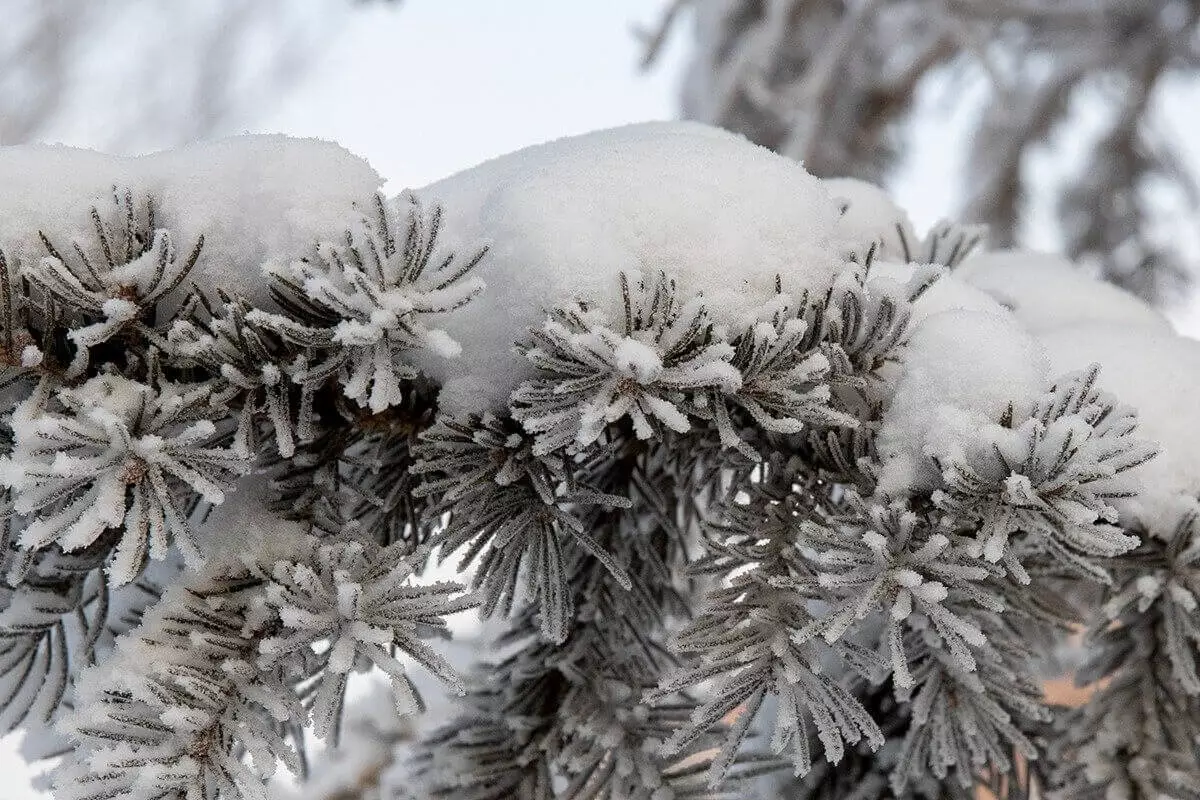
[0,135,383,311]
[864,260,1003,327]
[825,178,918,262]
[877,308,1048,496]
[412,121,846,414]
[1040,324,1200,533]
[959,250,1173,334]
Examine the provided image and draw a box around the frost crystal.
[1,372,246,584]
[0,125,1186,800]
[250,191,487,413]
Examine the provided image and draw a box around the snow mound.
[413,122,844,414]
[0,135,383,309]
[958,250,1172,334]
[824,178,917,261]
[1038,324,1200,533]
[867,261,1007,325]
[877,309,1049,496]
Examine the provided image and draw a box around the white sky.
[254,0,688,190]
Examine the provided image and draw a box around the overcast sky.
[254,0,688,190]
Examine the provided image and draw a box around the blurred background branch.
[645,0,1200,304]
[0,0,359,152]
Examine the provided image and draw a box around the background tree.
[0,0,397,152]
[642,0,1200,303]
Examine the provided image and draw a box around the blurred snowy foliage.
[0,0,367,152]
[644,0,1200,304]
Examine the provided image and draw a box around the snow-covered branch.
[0,123,1196,800]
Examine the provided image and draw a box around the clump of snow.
[411,122,844,414]
[824,177,918,261]
[194,473,294,560]
[877,309,1049,496]
[957,250,1172,334]
[866,261,1008,325]
[0,135,383,310]
[1038,323,1200,533]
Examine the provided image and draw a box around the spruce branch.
[1048,506,1200,798]
[249,191,487,414]
[707,292,858,456]
[26,188,203,378]
[413,413,632,643]
[0,552,107,736]
[929,365,1156,581]
[0,369,248,585]
[512,272,741,455]
[889,633,1046,794]
[254,539,477,740]
[802,495,1002,690]
[55,533,474,800]
[0,141,1182,800]
[0,245,47,390]
[410,414,749,797]
[270,429,437,555]
[169,290,304,458]
[818,271,917,409]
[557,676,776,800]
[655,463,886,784]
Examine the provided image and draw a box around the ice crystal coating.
[1,372,247,584]
[0,125,1187,800]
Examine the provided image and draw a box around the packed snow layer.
[877,309,1049,496]
[412,122,845,414]
[1038,324,1200,533]
[866,261,1008,325]
[824,178,917,261]
[0,136,383,309]
[195,474,290,560]
[957,250,1172,334]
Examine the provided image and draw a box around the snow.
[957,250,1173,334]
[411,121,844,414]
[877,308,1049,496]
[866,260,1008,324]
[3,123,1181,526]
[824,177,918,261]
[0,135,383,311]
[195,473,295,560]
[1037,323,1200,533]
[2,90,1198,800]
